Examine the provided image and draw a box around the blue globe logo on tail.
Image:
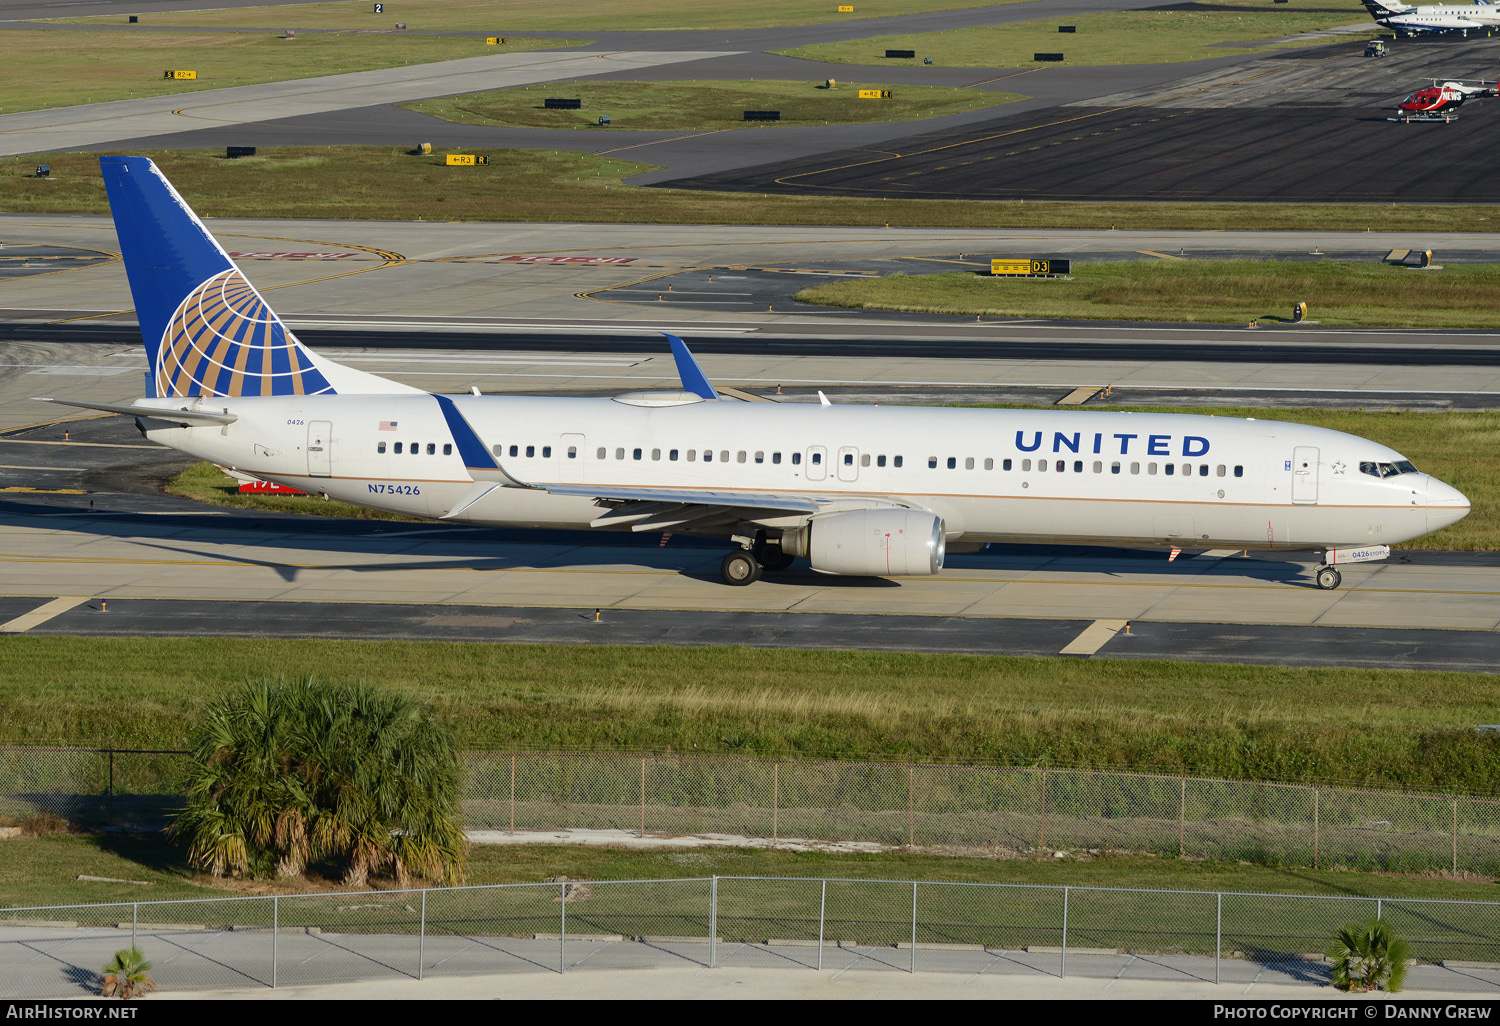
[158,268,332,398]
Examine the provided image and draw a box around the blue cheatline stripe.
[432,394,499,471]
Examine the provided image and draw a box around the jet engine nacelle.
[782,508,945,576]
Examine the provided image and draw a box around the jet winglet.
[665,334,717,401]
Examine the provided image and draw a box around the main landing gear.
[1314,565,1342,591]
[719,534,795,585]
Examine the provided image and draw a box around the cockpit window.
[1359,460,1419,479]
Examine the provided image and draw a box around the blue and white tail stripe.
[101,155,416,399]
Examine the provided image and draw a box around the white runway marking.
[0,595,89,633]
[1060,618,1129,656]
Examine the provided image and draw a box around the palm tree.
[170,679,467,886]
[101,947,156,999]
[1328,920,1410,993]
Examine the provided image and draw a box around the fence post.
[131,902,136,951]
[709,876,718,968]
[910,881,918,973]
[272,895,278,989]
[640,758,647,840]
[509,753,515,836]
[107,749,115,817]
[773,762,779,844]
[1377,897,1382,922]
[1061,886,1068,979]
[818,879,826,971]
[1453,798,1459,874]
[418,889,426,980]
[1180,776,1186,857]
[560,880,567,974]
[1215,892,1222,984]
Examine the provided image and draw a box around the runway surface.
[3,386,1499,673]
[664,37,1500,203]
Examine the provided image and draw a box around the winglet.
[665,333,717,401]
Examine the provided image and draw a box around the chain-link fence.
[7,747,1500,874]
[5,878,1500,998]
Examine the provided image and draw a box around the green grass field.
[0,30,582,114]
[53,0,1020,32]
[778,7,1372,67]
[795,261,1500,328]
[3,145,1496,232]
[404,79,1022,132]
[4,637,1500,792]
[2,834,1494,910]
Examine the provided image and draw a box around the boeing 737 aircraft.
[38,157,1471,589]
[1362,0,1500,35]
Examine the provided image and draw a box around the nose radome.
[1425,475,1471,531]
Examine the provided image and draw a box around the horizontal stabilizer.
[33,397,237,425]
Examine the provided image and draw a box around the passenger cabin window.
[772,452,781,465]
[1148,463,1157,475]
[427,443,436,455]
[738,451,747,464]
[756,451,765,464]
[1216,465,1225,477]
[1003,458,1013,471]
[847,453,857,466]
[526,445,535,458]
[394,442,403,454]
[688,450,697,462]
[1165,464,1175,476]
[670,449,680,461]
[568,446,577,459]
[1073,460,1083,473]
[1131,462,1140,475]
[893,456,903,468]
[543,446,552,458]
[615,448,624,460]
[947,457,957,470]
[1022,459,1032,471]
[965,457,975,470]
[877,455,886,468]
[793,453,802,465]
[810,453,821,465]
[1111,462,1121,474]
[984,458,993,471]
[861,454,871,467]
[378,442,387,454]
[720,450,729,463]
[443,443,452,456]
[633,448,642,460]
[1234,465,1244,477]
[652,448,661,461]
[704,451,713,463]
[596,447,606,460]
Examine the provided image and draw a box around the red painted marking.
[498,255,636,265]
[227,252,356,260]
[238,481,306,495]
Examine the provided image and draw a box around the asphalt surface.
[662,37,1500,203]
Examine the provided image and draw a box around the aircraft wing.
[540,482,820,513]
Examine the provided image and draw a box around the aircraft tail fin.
[1361,0,1414,16]
[99,156,415,399]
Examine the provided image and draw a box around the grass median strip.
[0,31,583,114]
[777,4,1370,68]
[3,835,1496,909]
[3,637,1500,791]
[50,0,1022,33]
[404,79,1021,131]
[794,261,1500,328]
[3,145,1497,232]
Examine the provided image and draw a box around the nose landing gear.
[1315,565,1342,590]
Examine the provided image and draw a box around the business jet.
[1362,0,1500,35]
[36,157,1470,590]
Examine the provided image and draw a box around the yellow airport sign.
[163,70,197,80]
[445,154,489,166]
[838,5,854,10]
[485,36,504,44]
[857,89,893,99]
[991,259,1068,275]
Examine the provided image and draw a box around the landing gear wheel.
[1315,566,1342,591]
[721,551,762,586]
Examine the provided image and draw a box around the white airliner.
[1362,0,1500,35]
[38,157,1470,590]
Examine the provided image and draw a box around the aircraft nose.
[1424,475,1471,532]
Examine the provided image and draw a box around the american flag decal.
[379,421,398,431]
